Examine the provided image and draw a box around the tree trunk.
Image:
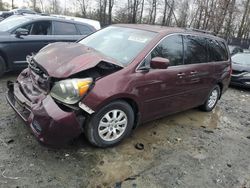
[152,0,157,24]
[108,0,113,25]
[33,0,37,10]
[132,0,137,23]
[162,0,168,26]
[214,0,230,34]
[103,0,107,25]
[166,0,174,26]
[39,0,44,12]
[225,0,236,39]
[0,0,3,10]
[139,0,144,23]
[237,0,250,38]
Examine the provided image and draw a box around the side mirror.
[150,57,170,69]
[15,28,29,37]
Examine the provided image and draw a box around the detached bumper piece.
[6,80,83,146]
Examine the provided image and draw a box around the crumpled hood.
[33,42,123,78]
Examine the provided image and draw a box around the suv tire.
[85,100,134,148]
[200,85,220,112]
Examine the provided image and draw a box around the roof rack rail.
[185,28,216,36]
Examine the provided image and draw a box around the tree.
[49,0,61,14]
[139,0,144,23]
[237,0,250,38]
[162,0,168,26]
[177,0,189,27]
[11,0,14,9]
[98,0,107,26]
[77,0,88,17]
[108,0,114,24]
[213,0,230,34]
[224,0,236,39]
[148,0,157,24]
[30,0,37,10]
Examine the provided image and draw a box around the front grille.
[27,56,51,92]
[27,56,47,76]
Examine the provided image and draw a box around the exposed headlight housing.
[50,78,93,104]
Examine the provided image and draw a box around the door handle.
[177,72,185,78]
[190,71,198,75]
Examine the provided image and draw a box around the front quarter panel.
[81,68,143,114]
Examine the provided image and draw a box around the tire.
[0,56,6,77]
[200,85,220,112]
[85,100,134,148]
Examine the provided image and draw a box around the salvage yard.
[0,73,250,188]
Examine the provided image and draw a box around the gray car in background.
[0,14,100,76]
[231,53,250,88]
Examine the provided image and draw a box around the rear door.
[207,38,231,93]
[182,35,215,107]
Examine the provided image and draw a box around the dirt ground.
[0,73,249,188]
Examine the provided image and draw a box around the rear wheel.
[200,85,220,112]
[0,56,6,77]
[85,100,134,148]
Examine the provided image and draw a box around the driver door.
[9,21,53,69]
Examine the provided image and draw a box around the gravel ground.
[0,73,249,188]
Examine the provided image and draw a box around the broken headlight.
[50,78,93,104]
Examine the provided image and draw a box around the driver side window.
[16,21,52,35]
[150,35,184,67]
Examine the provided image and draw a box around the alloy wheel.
[98,109,128,142]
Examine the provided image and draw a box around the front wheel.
[200,85,220,112]
[85,100,134,148]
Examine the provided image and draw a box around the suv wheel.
[0,56,6,77]
[200,85,220,112]
[85,100,134,147]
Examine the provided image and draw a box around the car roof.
[10,14,100,30]
[115,24,225,42]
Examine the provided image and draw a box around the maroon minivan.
[6,25,231,147]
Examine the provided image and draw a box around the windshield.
[79,26,157,66]
[232,53,250,65]
[0,16,30,32]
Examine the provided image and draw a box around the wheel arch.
[93,95,141,129]
[217,82,223,99]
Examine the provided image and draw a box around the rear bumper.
[6,81,83,146]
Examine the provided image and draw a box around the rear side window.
[76,24,93,35]
[53,21,78,35]
[151,35,183,66]
[184,35,208,64]
[207,39,228,61]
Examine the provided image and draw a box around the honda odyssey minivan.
[6,24,231,147]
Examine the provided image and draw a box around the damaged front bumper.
[231,75,250,89]
[6,70,84,146]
